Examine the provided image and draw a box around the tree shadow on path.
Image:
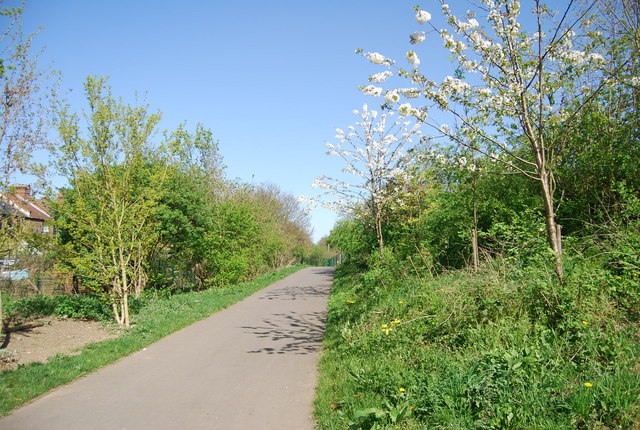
[243,269,333,355]
[243,310,327,355]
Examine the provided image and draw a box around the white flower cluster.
[364,52,393,66]
[410,31,426,45]
[416,10,431,24]
[314,103,423,214]
[406,50,420,68]
[369,70,393,83]
[362,85,382,97]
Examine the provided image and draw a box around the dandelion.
[416,10,432,24]
[582,320,589,325]
[399,300,405,304]
[346,299,356,304]
[391,318,401,325]
[398,387,406,393]
[584,382,593,388]
[381,323,392,335]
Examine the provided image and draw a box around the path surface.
[0,267,334,430]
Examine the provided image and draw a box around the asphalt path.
[0,267,334,430]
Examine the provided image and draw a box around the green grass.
[314,261,640,429]
[0,265,303,416]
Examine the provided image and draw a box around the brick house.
[0,184,53,235]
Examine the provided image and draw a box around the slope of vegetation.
[314,1,640,428]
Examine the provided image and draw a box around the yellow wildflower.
[399,300,405,304]
[584,382,593,388]
[381,324,392,335]
[398,387,406,393]
[391,318,401,325]
[582,320,589,325]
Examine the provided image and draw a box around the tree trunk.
[375,209,384,260]
[471,228,479,272]
[540,174,564,280]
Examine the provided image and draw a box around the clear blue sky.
[15,1,564,242]
[14,0,423,243]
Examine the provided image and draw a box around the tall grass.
[0,266,303,416]
[314,258,640,429]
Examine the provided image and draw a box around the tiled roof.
[0,188,52,222]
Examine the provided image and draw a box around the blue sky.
[14,0,426,242]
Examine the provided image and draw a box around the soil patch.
[0,318,118,371]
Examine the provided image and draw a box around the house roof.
[0,186,52,222]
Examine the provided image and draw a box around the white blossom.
[365,52,392,66]
[416,10,431,24]
[398,103,412,116]
[406,50,420,68]
[369,70,393,83]
[362,85,382,97]
[385,90,400,104]
[400,88,421,98]
[410,31,426,45]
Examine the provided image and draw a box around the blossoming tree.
[313,104,422,258]
[359,0,607,279]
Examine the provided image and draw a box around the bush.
[5,294,111,321]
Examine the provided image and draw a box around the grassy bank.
[314,262,640,429]
[0,266,303,416]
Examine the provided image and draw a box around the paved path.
[0,267,334,430]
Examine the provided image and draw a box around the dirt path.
[0,267,334,430]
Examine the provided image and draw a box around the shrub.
[5,294,111,321]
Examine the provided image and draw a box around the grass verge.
[314,262,640,429]
[0,265,303,416]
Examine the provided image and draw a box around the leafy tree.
[204,188,261,287]
[328,218,375,267]
[359,1,609,279]
[554,0,640,233]
[152,123,223,290]
[54,76,163,327]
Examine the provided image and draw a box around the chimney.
[13,184,31,199]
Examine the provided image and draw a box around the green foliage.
[5,294,111,321]
[556,104,640,234]
[328,219,375,267]
[54,76,165,326]
[315,258,640,429]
